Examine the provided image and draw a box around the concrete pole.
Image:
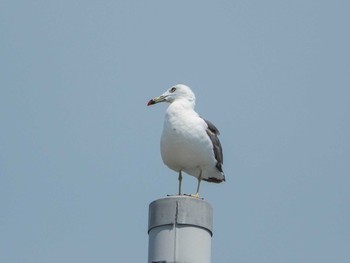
[148,196,213,263]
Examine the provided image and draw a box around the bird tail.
[203,175,225,183]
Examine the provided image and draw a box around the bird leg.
[191,170,202,198]
[178,171,183,195]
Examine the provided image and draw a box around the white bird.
[147,84,225,197]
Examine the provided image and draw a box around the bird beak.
[147,95,166,106]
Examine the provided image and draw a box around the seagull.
[147,84,225,197]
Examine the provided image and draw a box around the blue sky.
[1,1,349,262]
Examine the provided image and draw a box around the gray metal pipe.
[148,196,213,263]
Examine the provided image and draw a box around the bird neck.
[165,101,197,124]
[168,99,195,113]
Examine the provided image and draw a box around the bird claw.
[190,193,200,198]
[166,193,203,200]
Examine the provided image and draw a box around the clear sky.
[1,1,349,262]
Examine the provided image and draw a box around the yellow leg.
[191,171,202,198]
[178,171,183,195]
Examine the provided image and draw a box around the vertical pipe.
[148,196,213,263]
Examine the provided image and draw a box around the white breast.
[160,101,217,179]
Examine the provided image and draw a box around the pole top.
[148,196,213,236]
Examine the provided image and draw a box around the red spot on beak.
[147,99,155,106]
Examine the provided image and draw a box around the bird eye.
[170,87,176,93]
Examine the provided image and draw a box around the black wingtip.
[204,177,225,183]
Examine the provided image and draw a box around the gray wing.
[203,118,224,173]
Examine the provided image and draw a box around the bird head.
[147,84,196,106]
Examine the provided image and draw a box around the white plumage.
[148,84,225,197]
